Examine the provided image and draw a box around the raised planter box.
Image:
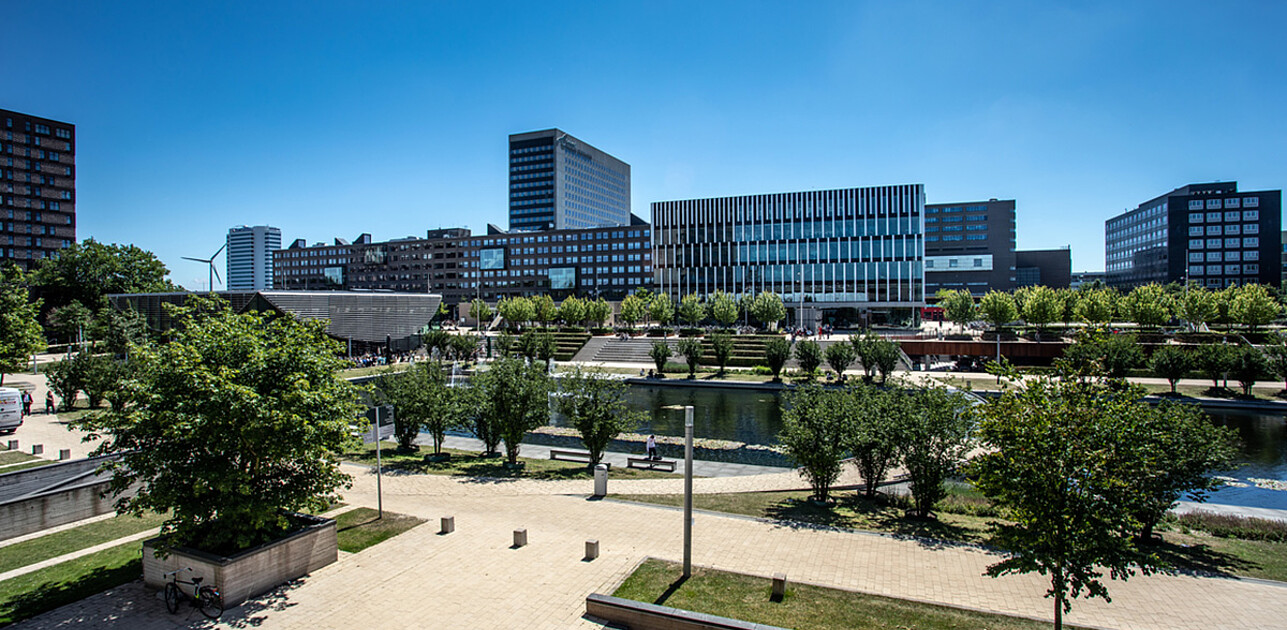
[586,593,788,630]
[143,513,337,608]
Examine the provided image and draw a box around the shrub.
[794,340,822,379]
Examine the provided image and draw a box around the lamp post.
[663,404,694,578]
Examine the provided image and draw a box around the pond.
[548,383,1287,511]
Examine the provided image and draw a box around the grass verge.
[343,443,680,480]
[334,507,425,553]
[613,558,1079,630]
[0,512,165,575]
[0,542,140,626]
[0,460,53,473]
[0,452,38,466]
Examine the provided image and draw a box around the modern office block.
[652,185,925,327]
[1015,248,1072,288]
[924,199,1015,296]
[1105,182,1282,289]
[1070,271,1106,289]
[0,109,75,270]
[508,129,630,232]
[273,234,367,290]
[226,225,282,291]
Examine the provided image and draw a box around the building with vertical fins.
[508,129,630,231]
[226,225,281,291]
[0,109,75,269]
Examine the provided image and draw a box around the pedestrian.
[646,434,658,461]
[20,390,32,417]
[45,391,55,414]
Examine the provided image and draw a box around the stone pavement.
[2,373,98,461]
[15,466,1287,630]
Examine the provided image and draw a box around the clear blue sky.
[4,1,1284,288]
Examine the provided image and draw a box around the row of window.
[1188,237,1260,249]
[1189,250,1260,262]
[1188,264,1260,276]
[1188,197,1259,210]
[1188,210,1260,223]
[926,235,988,242]
[1187,224,1260,237]
[3,118,73,141]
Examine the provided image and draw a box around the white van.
[0,388,22,434]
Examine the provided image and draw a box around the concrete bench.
[549,449,594,464]
[586,593,787,630]
[627,457,676,472]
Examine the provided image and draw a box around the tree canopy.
[32,239,177,316]
[0,265,44,385]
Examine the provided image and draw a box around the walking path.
[13,466,1287,630]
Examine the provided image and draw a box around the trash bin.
[593,463,609,497]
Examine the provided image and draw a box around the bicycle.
[163,567,223,619]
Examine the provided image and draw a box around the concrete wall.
[143,515,337,607]
[586,593,788,630]
[0,480,116,542]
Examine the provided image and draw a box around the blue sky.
[3,1,1284,288]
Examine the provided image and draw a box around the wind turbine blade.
[212,264,223,287]
[212,243,226,259]
[181,256,210,263]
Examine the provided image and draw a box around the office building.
[1105,182,1282,289]
[652,185,925,327]
[1070,271,1106,289]
[509,129,630,231]
[273,234,368,290]
[924,199,1016,296]
[0,109,75,269]
[226,225,282,291]
[1015,248,1072,288]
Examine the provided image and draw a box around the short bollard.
[585,539,600,561]
[771,573,787,602]
[31,444,43,456]
[58,449,71,461]
[6,440,16,451]
[513,528,527,548]
[440,516,455,535]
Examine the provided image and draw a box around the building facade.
[652,185,925,326]
[924,199,1015,296]
[1106,182,1282,289]
[0,109,75,270]
[509,129,631,231]
[1015,248,1072,288]
[225,225,282,291]
[273,234,368,290]
[1070,271,1106,289]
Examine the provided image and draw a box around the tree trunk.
[1052,566,1065,630]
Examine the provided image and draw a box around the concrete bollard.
[585,539,600,561]
[31,444,43,456]
[513,528,527,548]
[59,449,71,461]
[6,440,16,451]
[440,516,455,535]
[771,573,787,602]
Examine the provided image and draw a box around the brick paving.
[14,465,1287,630]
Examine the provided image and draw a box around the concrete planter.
[143,513,337,608]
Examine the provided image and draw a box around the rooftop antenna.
[182,243,226,293]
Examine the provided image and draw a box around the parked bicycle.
[163,567,223,619]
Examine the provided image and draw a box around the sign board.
[358,405,396,444]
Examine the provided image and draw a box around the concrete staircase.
[588,338,679,364]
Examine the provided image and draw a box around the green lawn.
[0,512,165,575]
[0,542,140,626]
[334,507,425,553]
[0,460,53,474]
[0,451,38,466]
[613,559,1079,630]
[344,443,680,480]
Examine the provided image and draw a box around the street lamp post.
[664,404,695,578]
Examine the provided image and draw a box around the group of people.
[16,390,56,417]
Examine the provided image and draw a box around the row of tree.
[1060,330,1287,395]
[471,290,789,331]
[936,282,1283,333]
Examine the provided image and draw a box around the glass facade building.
[509,129,631,232]
[1105,182,1282,289]
[652,185,925,321]
[226,225,281,291]
[1,109,76,270]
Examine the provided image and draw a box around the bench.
[627,457,676,472]
[549,449,594,464]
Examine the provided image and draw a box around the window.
[1207,265,1222,275]
[1206,199,1222,210]
[1225,265,1241,275]
[1205,226,1221,236]
[1243,210,1259,221]
[1244,264,1260,274]
[1189,200,1204,210]
[1225,224,1241,236]
[1206,238,1221,248]
[1244,197,1259,208]
[1206,252,1222,262]
[1189,238,1204,249]
[1188,212,1204,223]
[1225,211,1241,222]
[1207,212,1221,222]
[1225,238,1240,248]
[1188,226,1204,236]
[1189,265,1205,276]
[1243,237,1259,248]
[1245,250,1259,261]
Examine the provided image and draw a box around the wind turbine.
[183,244,226,293]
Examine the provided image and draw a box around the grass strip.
[0,512,165,575]
[0,452,37,466]
[0,542,140,626]
[0,461,53,474]
[343,443,679,480]
[614,558,1080,630]
[334,507,424,553]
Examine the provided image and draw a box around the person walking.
[646,435,658,461]
[20,390,32,417]
[45,391,56,414]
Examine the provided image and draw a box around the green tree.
[678,294,706,327]
[377,361,462,454]
[587,297,612,328]
[677,338,704,378]
[1060,331,1142,382]
[709,291,739,328]
[750,291,786,329]
[649,293,675,327]
[73,297,361,554]
[779,384,848,503]
[475,357,550,466]
[710,332,734,375]
[31,239,178,317]
[1123,284,1173,329]
[470,298,492,331]
[899,387,974,518]
[979,291,1018,331]
[531,294,557,327]
[649,340,672,374]
[556,367,642,465]
[1021,286,1062,339]
[618,294,645,329]
[1175,286,1217,331]
[1196,343,1234,389]
[46,300,93,346]
[1148,345,1191,394]
[1230,345,1267,396]
[846,386,905,499]
[448,333,479,363]
[1263,335,1287,392]
[764,337,791,381]
[794,339,822,379]
[92,306,149,357]
[559,296,586,328]
[498,296,535,330]
[1228,283,1281,331]
[1074,287,1117,326]
[937,289,976,332]
[971,374,1159,630]
[0,265,45,385]
[43,354,85,410]
[823,340,856,380]
[80,354,123,409]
